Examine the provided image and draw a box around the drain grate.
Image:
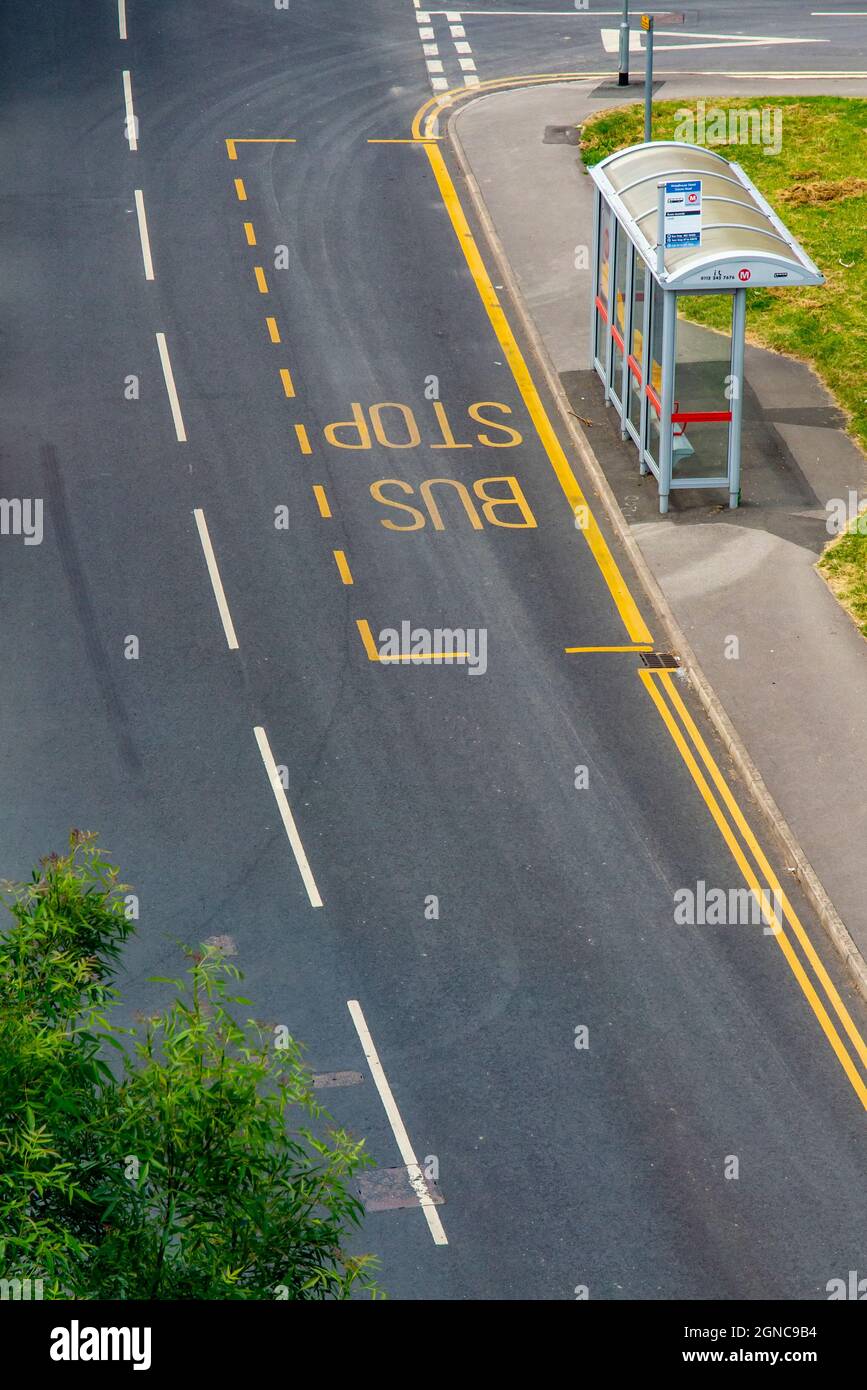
[641,651,681,669]
[543,124,581,145]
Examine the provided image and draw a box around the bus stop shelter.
[589,142,824,512]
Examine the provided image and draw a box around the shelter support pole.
[658,290,676,514]
[656,183,664,278]
[638,267,652,475]
[728,288,746,508]
[603,210,614,405]
[590,189,600,370]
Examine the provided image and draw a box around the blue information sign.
[664,178,702,249]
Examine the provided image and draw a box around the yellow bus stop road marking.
[312,484,331,518]
[333,549,354,585]
[356,619,469,662]
[565,644,655,653]
[424,141,652,646]
[409,79,867,1117]
[226,138,297,160]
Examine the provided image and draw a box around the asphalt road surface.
[1,0,866,1300]
[419,0,867,88]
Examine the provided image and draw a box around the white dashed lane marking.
[122,69,137,150]
[347,999,448,1246]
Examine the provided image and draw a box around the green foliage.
[0,832,381,1299]
[818,522,867,639]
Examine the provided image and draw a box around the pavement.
[3,2,867,1302]
[453,76,867,979]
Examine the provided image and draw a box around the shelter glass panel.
[627,257,647,438]
[644,278,665,470]
[595,203,612,366]
[609,222,629,410]
[671,298,735,481]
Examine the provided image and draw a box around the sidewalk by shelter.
[589,141,824,512]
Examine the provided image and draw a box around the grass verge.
[818,521,867,639]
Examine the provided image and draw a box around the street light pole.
[618,0,630,85]
[643,15,655,141]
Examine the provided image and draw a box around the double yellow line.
[411,72,611,142]
[643,668,867,1109]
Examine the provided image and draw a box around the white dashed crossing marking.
[412,2,480,91]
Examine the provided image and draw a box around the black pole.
[618,0,630,85]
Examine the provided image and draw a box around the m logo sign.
[738,267,751,281]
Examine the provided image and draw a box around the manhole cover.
[543,124,581,145]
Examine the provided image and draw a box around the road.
[1,0,866,1300]
[417,0,867,90]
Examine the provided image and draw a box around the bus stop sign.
[664,179,702,249]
